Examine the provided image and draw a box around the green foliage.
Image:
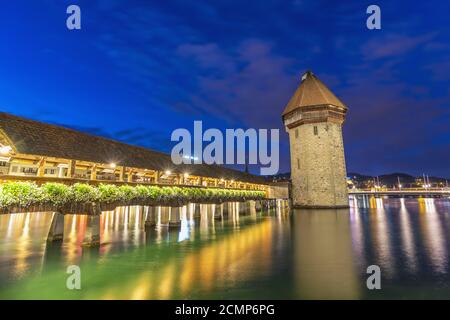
[0,181,265,209]
[97,184,121,203]
[0,182,43,208]
[41,183,72,206]
[118,185,138,202]
[71,183,99,203]
[160,186,175,200]
[147,186,161,200]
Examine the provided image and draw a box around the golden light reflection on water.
[349,204,366,268]
[418,198,448,274]
[369,199,395,278]
[2,197,450,299]
[90,215,275,299]
[0,203,284,298]
[348,196,450,283]
[0,206,150,272]
[0,212,52,280]
[399,199,417,273]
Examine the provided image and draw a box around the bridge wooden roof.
[0,112,267,184]
[282,71,347,117]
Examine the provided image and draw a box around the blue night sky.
[2,0,450,177]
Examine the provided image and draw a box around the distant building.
[282,71,349,208]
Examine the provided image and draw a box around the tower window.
[313,126,318,135]
[297,158,300,170]
[295,129,299,138]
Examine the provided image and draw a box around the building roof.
[282,71,347,116]
[0,112,267,184]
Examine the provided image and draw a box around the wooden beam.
[119,166,126,182]
[90,164,97,180]
[67,160,76,178]
[37,157,46,177]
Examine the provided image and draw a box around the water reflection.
[1,198,450,299]
[399,199,417,273]
[349,204,366,269]
[292,208,360,299]
[418,198,448,274]
[370,200,395,278]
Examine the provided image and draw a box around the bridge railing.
[349,187,450,194]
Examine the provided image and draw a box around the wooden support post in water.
[271,200,276,210]
[47,212,65,242]
[222,202,229,217]
[83,215,101,246]
[255,200,262,212]
[262,200,269,211]
[194,203,201,218]
[145,206,157,227]
[238,202,247,215]
[246,201,252,215]
[214,204,223,220]
[169,207,181,228]
[186,203,194,220]
[160,207,169,226]
[248,200,256,215]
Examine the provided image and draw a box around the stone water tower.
[282,71,349,208]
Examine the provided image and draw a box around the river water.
[0,197,450,299]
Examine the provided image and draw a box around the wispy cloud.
[362,33,436,60]
[176,39,296,127]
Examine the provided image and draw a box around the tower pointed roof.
[282,71,347,116]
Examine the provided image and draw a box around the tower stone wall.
[288,121,348,208]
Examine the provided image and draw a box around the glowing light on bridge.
[0,145,12,155]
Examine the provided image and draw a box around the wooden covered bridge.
[0,112,267,189]
[0,112,290,246]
